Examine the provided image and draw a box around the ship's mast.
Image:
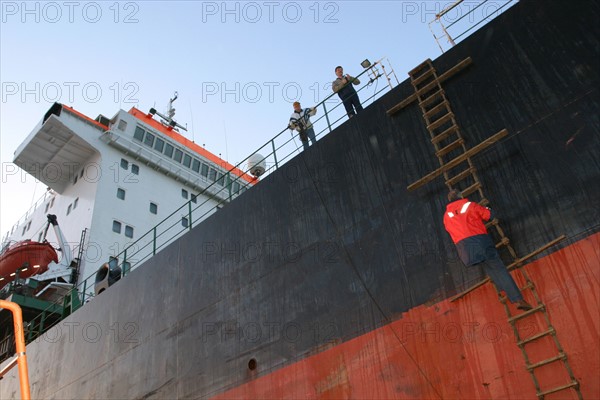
[149,91,188,132]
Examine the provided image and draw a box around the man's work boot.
[516,300,533,311]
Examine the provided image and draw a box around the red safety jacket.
[443,199,491,244]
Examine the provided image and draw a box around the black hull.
[1,1,599,398]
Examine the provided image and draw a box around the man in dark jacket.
[332,66,363,118]
[443,189,532,310]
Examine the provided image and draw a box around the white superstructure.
[1,101,254,284]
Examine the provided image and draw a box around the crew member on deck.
[332,66,363,118]
[443,189,533,311]
[289,101,317,151]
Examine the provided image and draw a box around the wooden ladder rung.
[508,304,545,323]
[428,113,455,132]
[418,90,445,108]
[445,167,476,186]
[526,353,567,370]
[517,327,555,346]
[485,218,499,229]
[431,125,459,145]
[520,282,534,291]
[479,198,490,207]
[435,138,464,157]
[536,381,579,398]
[415,79,443,100]
[495,237,510,249]
[412,68,436,86]
[460,181,481,198]
[408,59,433,76]
[424,100,450,120]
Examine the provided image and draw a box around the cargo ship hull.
[1,1,599,398]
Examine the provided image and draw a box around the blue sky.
[0,0,517,236]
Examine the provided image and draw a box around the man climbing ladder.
[443,189,533,311]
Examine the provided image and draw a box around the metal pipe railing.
[429,0,518,52]
[0,300,31,400]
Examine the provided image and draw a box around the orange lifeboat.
[0,240,58,287]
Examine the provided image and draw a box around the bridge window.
[125,225,134,238]
[174,149,183,163]
[209,168,217,182]
[131,164,139,175]
[154,138,165,152]
[120,159,129,170]
[144,132,155,147]
[149,202,158,214]
[164,143,174,158]
[192,159,201,173]
[112,220,122,234]
[134,126,145,141]
[183,153,192,168]
[117,188,126,200]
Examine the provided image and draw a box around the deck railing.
[429,0,519,53]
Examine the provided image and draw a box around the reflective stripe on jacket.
[443,199,491,244]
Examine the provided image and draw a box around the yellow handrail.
[0,300,31,400]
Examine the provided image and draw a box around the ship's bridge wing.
[13,108,99,193]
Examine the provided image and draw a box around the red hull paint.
[212,233,600,399]
[0,241,59,286]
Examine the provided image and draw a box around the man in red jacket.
[443,189,532,310]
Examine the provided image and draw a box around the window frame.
[112,220,122,234]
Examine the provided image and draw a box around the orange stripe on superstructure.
[61,105,109,130]
[128,108,256,184]
[210,232,600,399]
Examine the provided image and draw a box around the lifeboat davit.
[0,240,59,287]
